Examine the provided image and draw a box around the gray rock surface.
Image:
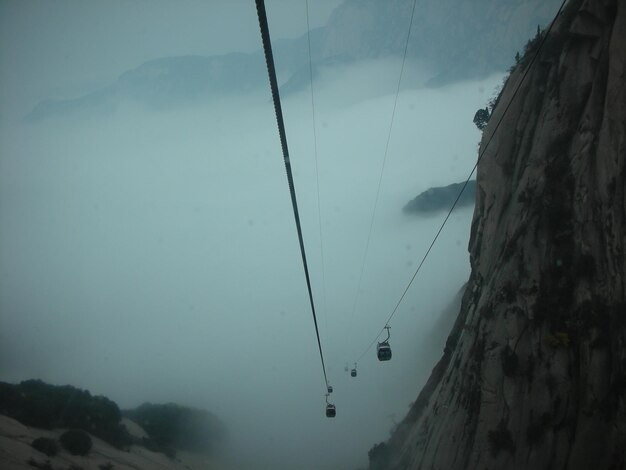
[373,0,626,468]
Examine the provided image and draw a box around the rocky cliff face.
[373,0,626,468]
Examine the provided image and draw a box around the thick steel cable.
[346,0,418,342]
[354,0,569,364]
[255,0,329,388]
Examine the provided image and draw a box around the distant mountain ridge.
[27,0,562,121]
[26,53,266,121]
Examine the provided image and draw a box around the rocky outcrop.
[403,181,476,214]
[374,0,626,468]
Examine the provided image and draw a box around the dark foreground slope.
[372,0,626,468]
[0,380,228,469]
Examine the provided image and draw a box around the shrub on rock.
[60,429,92,456]
[31,437,58,457]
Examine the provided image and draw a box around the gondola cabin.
[351,368,357,377]
[326,404,336,418]
[377,341,392,361]
[327,385,333,394]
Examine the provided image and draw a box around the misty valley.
[2,1,623,470]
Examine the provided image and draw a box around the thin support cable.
[255,0,329,388]
[305,0,329,348]
[346,0,418,342]
[354,0,568,364]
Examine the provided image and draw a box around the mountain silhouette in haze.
[26,0,562,122]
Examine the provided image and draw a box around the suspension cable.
[346,0,418,341]
[354,0,568,364]
[255,0,329,388]
[305,0,329,347]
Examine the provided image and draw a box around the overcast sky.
[0,2,503,469]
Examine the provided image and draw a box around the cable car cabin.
[377,341,392,361]
[326,404,336,418]
[351,368,357,377]
[327,385,333,394]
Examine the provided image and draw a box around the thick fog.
[1,2,504,469]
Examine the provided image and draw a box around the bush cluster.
[124,402,227,456]
[1,380,227,459]
[0,380,131,448]
[60,429,92,456]
[31,437,58,457]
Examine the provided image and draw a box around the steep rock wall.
[374,0,626,468]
